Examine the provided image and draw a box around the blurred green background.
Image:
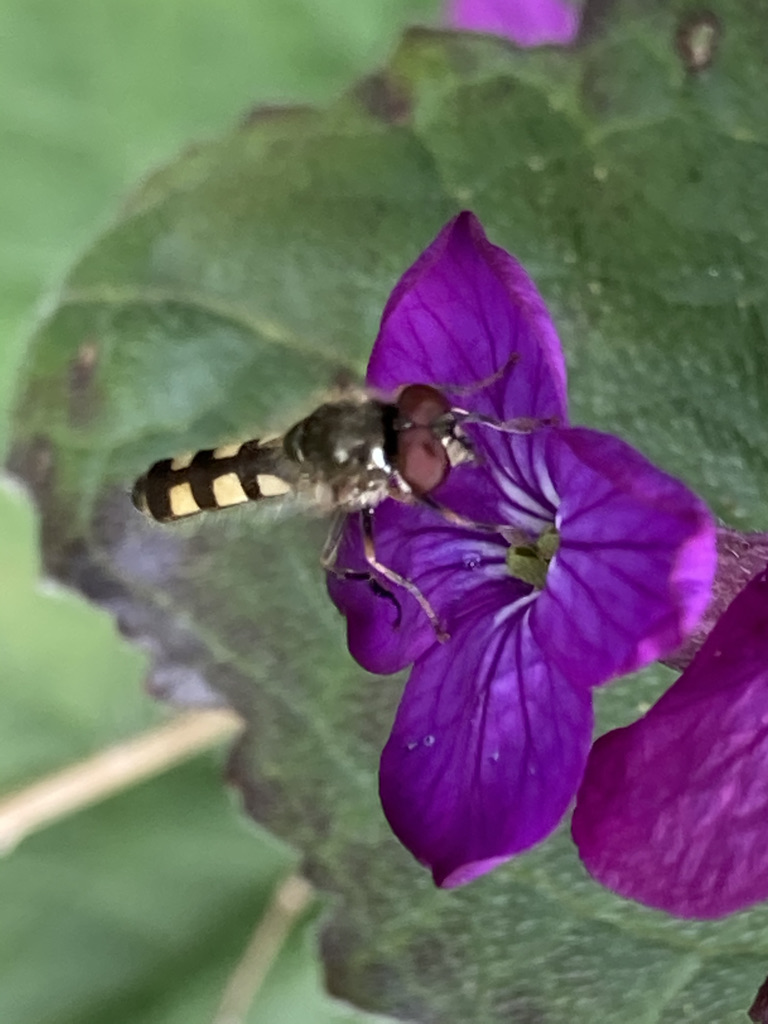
[0,1,437,1020]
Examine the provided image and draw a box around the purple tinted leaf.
[573,569,768,918]
[380,580,593,886]
[446,0,580,47]
[367,211,568,425]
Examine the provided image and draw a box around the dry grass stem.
[0,709,242,853]
[214,873,314,1024]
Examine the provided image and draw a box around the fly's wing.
[318,508,352,569]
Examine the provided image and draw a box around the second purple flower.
[446,0,580,48]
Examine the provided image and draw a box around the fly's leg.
[319,509,348,568]
[415,352,558,443]
[431,351,521,396]
[358,509,449,643]
[451,409,560,434]
[321,510,404,625]
[324,508,449,643]
[431,351,560,432]
[419,494,532,547]
[340,569,404,626]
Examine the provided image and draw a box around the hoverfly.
[132,369,537,638]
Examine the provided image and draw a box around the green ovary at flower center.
[505,526,560,589]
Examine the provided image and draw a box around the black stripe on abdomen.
[187,449,220,511]
[133,458,174,521]
[132,440,295,522]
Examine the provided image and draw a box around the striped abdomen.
[132,439,296,522]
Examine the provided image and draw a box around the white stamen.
[498,477,551,527]
[532,448,561,511]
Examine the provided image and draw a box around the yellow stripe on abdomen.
[256,473,292,497]
[168,481,199,518]
[132,439,297,522]
[212,471,249,508]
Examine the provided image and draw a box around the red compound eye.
[396,384,451,428]
[397,425,449,496]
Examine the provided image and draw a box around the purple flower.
[328,212,716,887]
[446,0,580,48]
[573,567,768,919]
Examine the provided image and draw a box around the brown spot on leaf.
[675,9,722,72]
[354,72,412,125]
[575,0,618,46]
[68,338,101,425]
[69,338,99,390]
[240,102,316,128]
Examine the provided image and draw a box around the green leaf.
[10,2,768,1021]
[0,755,329,1024]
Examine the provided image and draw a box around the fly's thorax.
[282,399,398,507]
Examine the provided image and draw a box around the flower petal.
[380,584,593,886]
[327,500,511,674]
[447,0,580,47]
[431,428,556,531]
[530,427,716,684]
[368,212,568,425]
[572,569,768,918]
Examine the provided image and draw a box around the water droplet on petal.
[423,734,435,747]
[462,552,482,570]
[489,751,500,764]
[406,740,418,751]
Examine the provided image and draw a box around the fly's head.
[393,384,475,498]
